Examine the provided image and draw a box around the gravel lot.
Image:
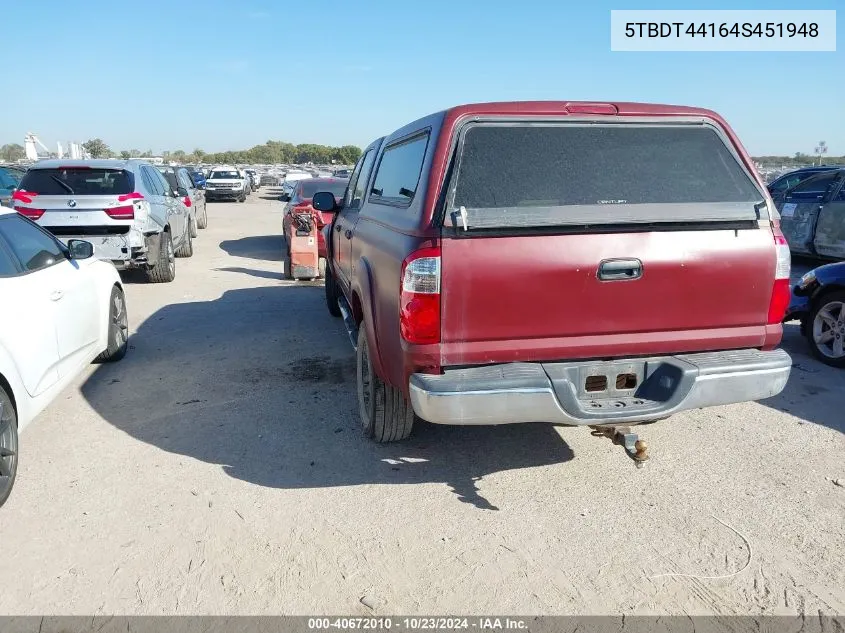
[1,191,843,616]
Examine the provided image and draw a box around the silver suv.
[13,159,193,282]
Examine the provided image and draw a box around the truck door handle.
[50,290,64,301]
[335,224,343,233]
[344,230,353,239]
[597,259,642,281]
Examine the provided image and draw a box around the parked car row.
[12,159,208,283]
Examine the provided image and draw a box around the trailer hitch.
[589,425,649,468]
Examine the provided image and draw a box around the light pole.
[814,141,828,166]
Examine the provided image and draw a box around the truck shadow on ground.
[80,286,573,510]
[215,266,283,281]
[219,235,283,262]
[761,321,844,435]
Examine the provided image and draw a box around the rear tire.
[145,232,176,283]
[357,327,414,442]
[0,384,19,509]
[175,225,193,257]
[95,286,129,363]
[324,265,341,317]
[197,206,208,229]
[190,215,198,238]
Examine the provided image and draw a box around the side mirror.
[280,193,290,202]
[177,186,189,196]
[67,239,94,260]
[312,191,338,212]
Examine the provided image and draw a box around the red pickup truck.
[313,101,792,444]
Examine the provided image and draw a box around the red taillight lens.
[15,206,44,219]
[12,190,38,204]
[183,196,192,207]
[117,192,144,202]
[768,227,792,324]
[768,278,791,324]
[104,205,135,219]
[400,247,441,344]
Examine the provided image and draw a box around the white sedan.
[0,207,128,507]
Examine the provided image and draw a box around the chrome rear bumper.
[409,348,791,426]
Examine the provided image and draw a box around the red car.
[314,101,792,446]
[282,177,348,263]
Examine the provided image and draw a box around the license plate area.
[543,356,697,419]
[577,361,644,400]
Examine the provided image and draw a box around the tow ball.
[589,425,649,468]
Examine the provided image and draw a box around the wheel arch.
[811,283,845,309]
[352,257,388,382]
[0,372,17,417]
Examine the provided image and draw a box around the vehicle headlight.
[233,182,243,189]
[798,271,816,290]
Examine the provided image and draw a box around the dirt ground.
[1,190,843,616]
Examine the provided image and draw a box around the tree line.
[755,152,845,167]
[82,139,362,165]
[1,139,362,166]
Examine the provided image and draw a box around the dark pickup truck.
[314,101,792,444]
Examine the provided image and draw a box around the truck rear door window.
[447,123,764,229]
[369,133,429,207]
[19,168,134,196]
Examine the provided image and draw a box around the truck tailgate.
[440,227,775,364]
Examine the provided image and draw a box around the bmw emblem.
[67,199,77,208]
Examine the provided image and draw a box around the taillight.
[767,227,792,324]
[12,190,38,204]
[104,205,135,219]
[183,196,192,207]
[400,247,441,344]
[15,206,44,220]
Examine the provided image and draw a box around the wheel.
[95,286,129,363]
[318,257,327,278]
[0,384,18,508]
[239,194,246,203]
[806,290,845,368]
[197,206,208,229]
[175,225,193,257]
[357,327,414,442]
[324,265,341,317]
[190,215,198,238]
[145,232,176,283]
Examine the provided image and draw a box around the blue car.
[785,261,845,367]
[768,165,840,201]
[186,167,206,189]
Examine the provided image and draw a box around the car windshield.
[299,180,347,199]
[18,167,134,195]
[210,171,240,179]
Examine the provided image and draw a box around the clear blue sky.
[1,0,841,156]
